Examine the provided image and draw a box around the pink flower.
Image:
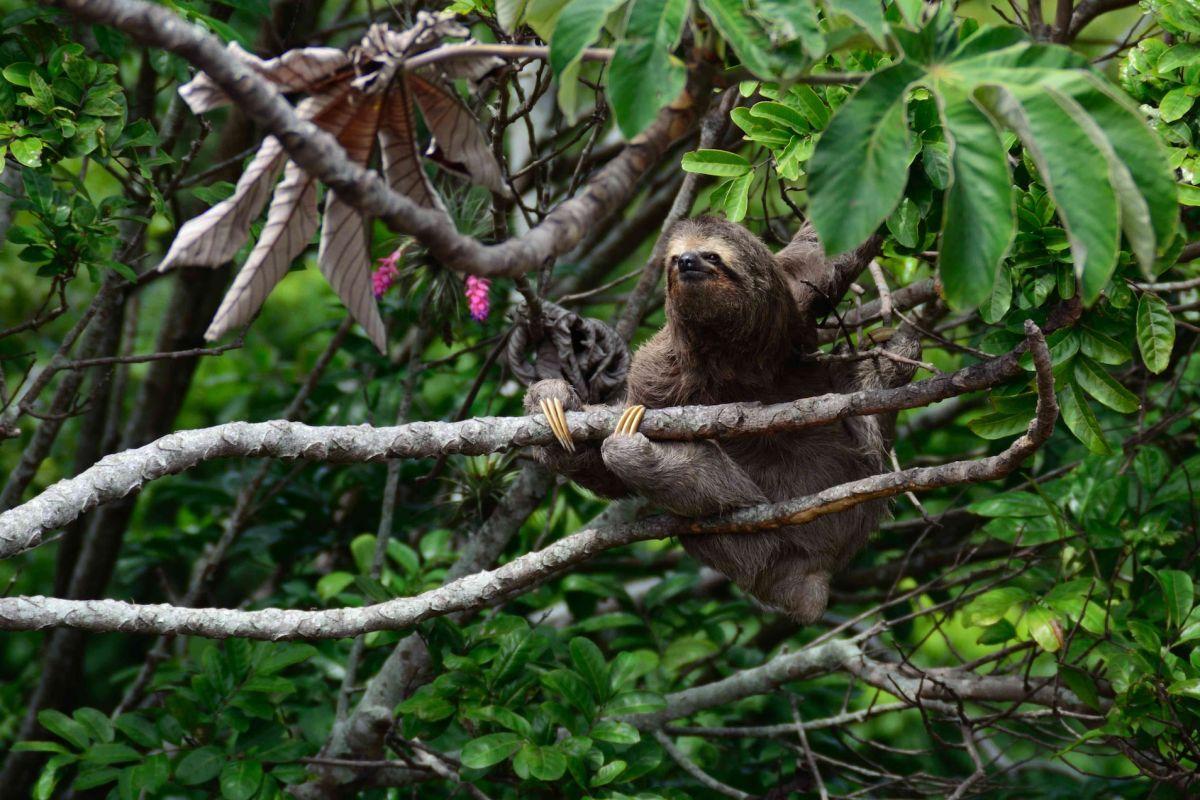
[372,249,403,298]
[465,275,490,321]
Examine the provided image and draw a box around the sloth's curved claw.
[539,397,575,452]
[612,404,646,437]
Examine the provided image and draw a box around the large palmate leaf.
[158,91,346,272]
[803,21,1177,310]
[161,14,506,353]
[936,86,1015,309]
[807,61,924,256]
[316,98,387,351]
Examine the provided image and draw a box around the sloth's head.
[663,216,791,335]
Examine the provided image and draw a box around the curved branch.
[0,334,1038,561]
[59,0,708,278]
[0,322,1055,639]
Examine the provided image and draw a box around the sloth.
[525,215,921,622]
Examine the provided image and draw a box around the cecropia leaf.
[205,95,359,341]
[317,96,387,352]
[380,80,447,211]
[179,41,349,114]
[204,160,320,341]
[159,91,345,271]
[409,72,507,195]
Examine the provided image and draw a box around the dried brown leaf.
[160,92,344,271]
[409,72,506,195]
[318,96,387,352]
[380,81,446,211]
[180,41,349,114]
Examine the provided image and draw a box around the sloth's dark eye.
[702,252,722,265]
[668,254,679,265]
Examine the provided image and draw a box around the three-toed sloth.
[526,216,921,622]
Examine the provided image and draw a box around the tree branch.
[0,322,1055,640]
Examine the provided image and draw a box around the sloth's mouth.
[677,262,716,281]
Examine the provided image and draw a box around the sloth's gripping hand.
[524,379,630,498]
[598,411,767,518]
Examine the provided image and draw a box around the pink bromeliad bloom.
[465,275,490,321]
[371,249,403,298]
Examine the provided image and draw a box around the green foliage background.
[1,0,1200,798]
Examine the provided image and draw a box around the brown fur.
[525,216,919,622]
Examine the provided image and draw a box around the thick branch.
[0,323,1054,640]
[0,335,1038,561]
[59,0,708,277]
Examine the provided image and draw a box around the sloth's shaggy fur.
[526,216,920,622]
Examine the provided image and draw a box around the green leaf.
[176,746,224,785]
[254,642,316,675]
[980,267,1012,324]
[1158,43,1200,71]
[1156,569,1194,629]
[82,743,139,765]
[975,85,1119,305]
[937,87,1015,309]
[1136,293,1175,373]
[496,0,530,32]
[1078,327,1131,364]
[38,710,90,750]
[220,760,263,800]
[1159,87,1195,122]
[755,0,824,56]
[10,137,43,167]
[542,668,595,712]
[1061,76,1176,273]
[722,170,753,222]
[808,62,923,256]
[680,148,750,176]
[1059,381,1112,455]
[549,0,625,75]
[968,491,1050,518]
[1073,356,1139,413]
[592,759,627,786]
[591,719,641,744]
[513,743,568,781]
[962,586,1029,627]
[73,708,114,744]
[967,409,1032,439]
[570,637,610,700]
[609,0,689,138]
[749,101,810,133]
[113,714,159,748]
[610,649,659,691]
[604,691,667,715]
[826,0,888,45]
[976,618,1017,644]
[785,84,830,129]
[1024,606,1064,652]
[697,0,778,79]
[609,42,685,139]
[130,754,170,794]
[461,732,524,769]
[316,571,354,601]
[886,196,920,248]
[1059,665,1102,710]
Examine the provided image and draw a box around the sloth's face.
[664,216,777,329]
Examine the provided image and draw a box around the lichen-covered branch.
[0,323,1055,640]
[0,336,1036,561]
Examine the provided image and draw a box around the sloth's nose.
[677,252,699,271]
